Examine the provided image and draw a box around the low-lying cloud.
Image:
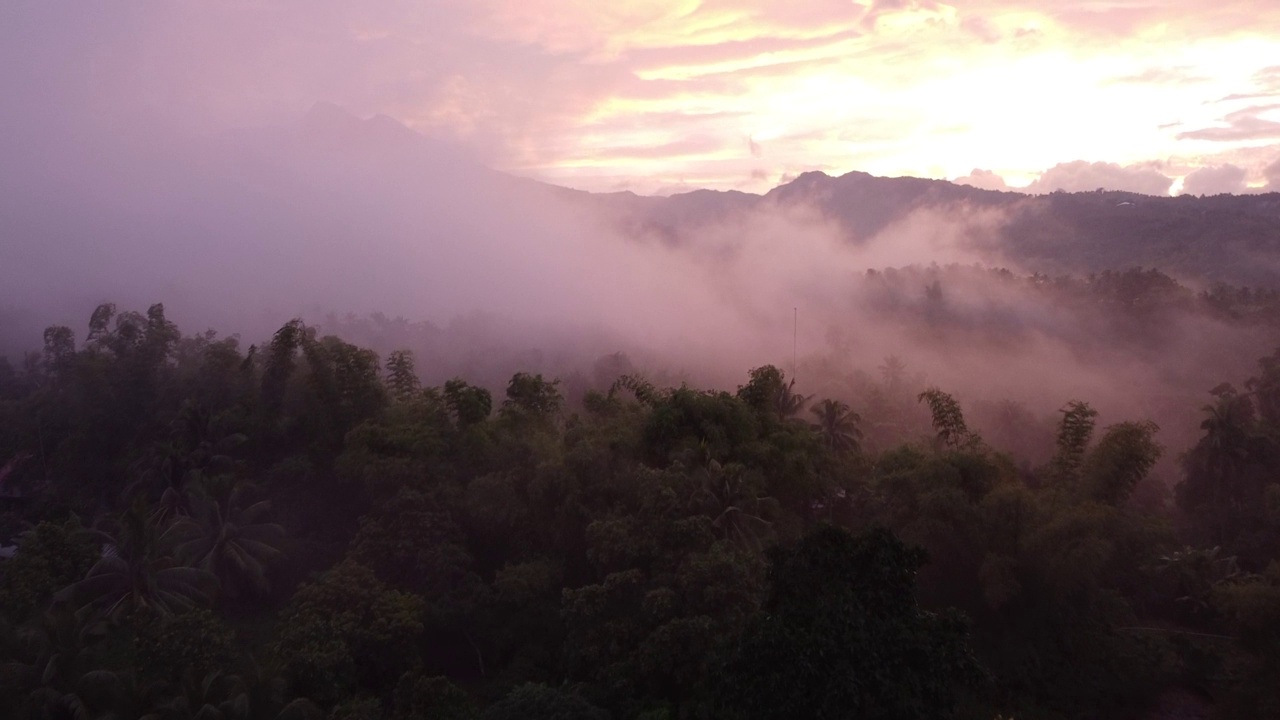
[1,105,1276,477]
[1181,164,1248,196]
[1267,157,1280,190]
[1024,160,1174,196]
[954,169,1011,191]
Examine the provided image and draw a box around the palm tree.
[686,459,778,551]
[878,355,906,391]
[56,502,217,620]
[133,402,246,497]
[1182,386,1259,543]
[1198,387,1254,481]
[174,481,285,602]
[774,380,810,422]
[810,399,862,453]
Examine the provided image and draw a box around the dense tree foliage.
[1,303,1279,719]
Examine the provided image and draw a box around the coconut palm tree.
[56,502,217,620]
[774,380,810,422]
[1178,385,1261,544]
[174,481,285,602]
[878,355,907,392]
[1198,386,1254,481]
[133,402,246,497]
[809,399,863,453]
[687,459,778,551]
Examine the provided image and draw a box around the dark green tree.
[715,526,980,720]
[1081,420,1161,505]
[809,398,862,453]
[271,561,425,705]
[385,350,421,404]
[918,388,975,449]
[174,481,286,603]
[500,373,563,424]
[444,379,492,428]
[481,683,609,720]
[1050,400,1098,483]
[0,517,98,621]
[57,503,217,620]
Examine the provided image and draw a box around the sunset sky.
[4,1,1280,195]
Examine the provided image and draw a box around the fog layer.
[3,104,1278,470]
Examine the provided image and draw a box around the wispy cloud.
[1178,105,1280,142]
[3,1,1280,193]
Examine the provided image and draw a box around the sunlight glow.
[409,1,1280,194]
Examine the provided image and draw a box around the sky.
[3,0,1280,195]
[3,1,1279,456]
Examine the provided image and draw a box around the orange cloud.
[6,0,1280,195]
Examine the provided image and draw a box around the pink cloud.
[4,0,1280,193]
[954,169,1010,191]
[1178,105,1280,142]
[1180,164,1247,196]
[1025,161,1173,196]
[1267,157,1280,191]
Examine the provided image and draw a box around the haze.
[9,6,1280,717]
[3,0,1280,468]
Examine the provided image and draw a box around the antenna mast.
[792,307,797,382]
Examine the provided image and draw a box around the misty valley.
[6,227,1280,720]
[5,104,1280,720]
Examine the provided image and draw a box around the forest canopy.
[1,298,1279,720]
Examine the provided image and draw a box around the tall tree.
[809,398,862,453]
[57,502,216,620]
[385,350,420,403]
[500,373,562,424]
[1081,420,1161,505]
[1050,400,1098,484]
[174,481,286,603]
[774,381,809,422]
[918,388,974,449]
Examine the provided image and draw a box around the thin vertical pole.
[792,307,797,382]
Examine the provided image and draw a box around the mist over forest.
[5,103,1280,471]
[6,4,1280,719]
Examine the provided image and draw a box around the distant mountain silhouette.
[7,98,1279,346]
[571,168,1280,288]
[227,104,1280,290]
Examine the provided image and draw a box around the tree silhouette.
[715,526,979,720]
[878,355,907,391]
[775,380,810,422]
[57,502,216,620]
[0,607,121,719]
[686,458,778,551]
[918,388,974,449]
[810,398,862,453]
[385,349,421,403]
[1051,400,1098,483]
[174,481,285,603]
[134,401,245,497]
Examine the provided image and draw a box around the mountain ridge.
[566,160,1280,286]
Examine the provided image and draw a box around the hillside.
[583,169,1280,288]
